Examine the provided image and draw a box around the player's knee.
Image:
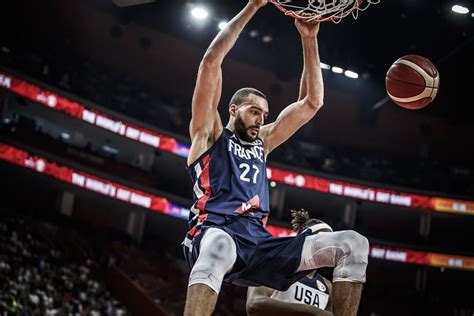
[209,232,237,270]
[333,230,369,283]
[188,230,237,294]
[340,230,369,261]
[195,231,237,271]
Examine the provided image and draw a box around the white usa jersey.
[271,273,330,309]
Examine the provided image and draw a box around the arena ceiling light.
[451,5,469,14]
[320,62,331,70]
[344,70,359,79]
[218,21,228,30]
[331,66,344,74]
[262,35,273,43]
[191,7,209,20]
[249,30,259,38]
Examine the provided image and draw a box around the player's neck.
[225,121,236,134]
[307,271,317,279]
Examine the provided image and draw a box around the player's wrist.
[248,3,262,10]
[248,0,267,9]
[300,33,318,42]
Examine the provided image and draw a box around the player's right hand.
[295,18,320,38]
[249,0,269,8]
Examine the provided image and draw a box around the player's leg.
[332,281,363,316]
[184,227,237,316]
[297,230,369,316]
[184,284,218,316]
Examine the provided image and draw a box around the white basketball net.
[271,0,380,23]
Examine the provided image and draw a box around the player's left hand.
[295,17,320,38]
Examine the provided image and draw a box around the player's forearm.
[298,64,308,101]
[297,37,309,101]
[299,36,324,108]
[202,3,260,65]
[247,297,332,316]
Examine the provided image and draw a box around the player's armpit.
[211,111,224,142]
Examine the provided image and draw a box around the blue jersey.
[187,128,270,229]
[183,128,312,290]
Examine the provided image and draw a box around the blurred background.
[0,0,473,315]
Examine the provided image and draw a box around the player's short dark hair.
[229,87,267,108]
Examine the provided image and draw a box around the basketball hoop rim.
[269,0,366,23]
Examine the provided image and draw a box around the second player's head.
[229,88,269,142]
[290,209,333,235]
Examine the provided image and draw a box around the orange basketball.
[385,55,440,110]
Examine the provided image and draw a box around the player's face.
[234,95,269,142]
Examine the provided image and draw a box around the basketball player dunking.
[182,1,369,315]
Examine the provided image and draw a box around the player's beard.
[235,113,258,142]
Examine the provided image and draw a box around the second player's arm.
[324,277,333,312]
[261,21,324,155]
[246,287,332,316]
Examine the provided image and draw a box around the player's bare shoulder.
[258,123,274,156]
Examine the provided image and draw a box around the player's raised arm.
[188,0,268,165]
[260,20,324,155]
